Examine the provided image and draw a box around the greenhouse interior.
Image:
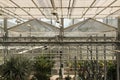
[0,0,120,80]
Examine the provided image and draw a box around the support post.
[4,18,8,37]
[117,18,120,80]
[74,56,77,80]
[59,51,63,80]
[59,18,64,41]
[3,18,8,62]
[104,34,107,80]
[80,46,82,60]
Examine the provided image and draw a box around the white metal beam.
[93,0,117,18]
[9,0,35,19]
[81,0,97,18]
[31,0,47,18]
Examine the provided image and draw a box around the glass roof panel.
[35,0,52,7]
[95,15,107,18]
[9,19,59,32]
[93,0,115,7]
[56,8,68,16]
[24,8,42,15]
[70,16,82,19]
[10,0,36,7]
[62,0,70,7]
[8,19,59,37]
[72,8,87,16]
[111,0,120,6]
[74,0,94,7]
[0,0,15,7]
[10,8,27,15]
[99,8,119,15]
[0,0,119,19]
[83,15,94,18]
[86,8,103,15]
[65,18,116,32]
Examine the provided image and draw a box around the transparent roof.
[0,0,120,19]
[6,18,117,37]
[8,19,59,32]
[64,18,116,37]
[8,19,59,37]
[65,18,117,32]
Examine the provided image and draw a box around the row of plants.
[0,55,54,80]
[65,60,117,80]
[0,55,117,80]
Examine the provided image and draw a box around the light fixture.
[51,9,58,16]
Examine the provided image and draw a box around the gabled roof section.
[64,18,117,32]
[8,19,59,32]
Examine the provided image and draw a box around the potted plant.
[32,55,54,80]
[0,56,32,80]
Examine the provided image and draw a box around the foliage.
[77,60,104,80]
[0,56,32,80]
[107,61,116,80]
[77,60,117,80]
[33,55,54,80]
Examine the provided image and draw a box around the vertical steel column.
[104,34,107,80]
[80,46,82,60]
[117,18,120,80]
[74,56,77,80]
[59,18,64,41]
[87,45,89,59]
[59,18,64,80]
[68,46,71,76]
[95,35,99,79]
[4,18,8,37]
[90,46,93,60]
[48,45,51,59]
[59,50,63,80]
[3,17,8,62]
[76,46,78,57]
[96,35,98,60]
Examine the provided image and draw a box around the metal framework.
[9,0,35,19]
[0,0,119,19]
[93,0,117,18]
[0,17,118,80]
[0,37,118,46]
[0,0,120,79]
[0,18,117,60]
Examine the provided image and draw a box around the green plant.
[77,60,104,80]
[33,55,54,80]
[107,61,116,80]
[0,56,32,80]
